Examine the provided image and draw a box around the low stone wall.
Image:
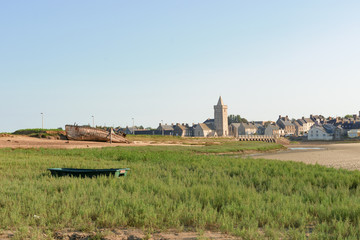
[238,135,277,143]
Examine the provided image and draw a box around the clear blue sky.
[1,1,360,132]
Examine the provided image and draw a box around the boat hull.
[48,168,130,178]
[65,125,128,143]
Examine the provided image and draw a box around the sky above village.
[1,1,360,132]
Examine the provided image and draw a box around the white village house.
[308,125,333,141]
[308,124,342,141]
[348,129,360,138]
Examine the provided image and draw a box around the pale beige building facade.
[229,123,241,137]
[194,123,217,137]
[239,122,258,135]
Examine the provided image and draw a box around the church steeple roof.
[217,96,224,106]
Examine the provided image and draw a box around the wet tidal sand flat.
[252,143,360,171]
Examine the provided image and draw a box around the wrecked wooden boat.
[65,125,129,143]
[48,168,130,178]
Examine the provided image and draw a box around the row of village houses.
[121,112,360,141]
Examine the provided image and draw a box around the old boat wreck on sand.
[65,125,129,143]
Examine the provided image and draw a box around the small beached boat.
[48,168,130,178]
[65,125,129,143]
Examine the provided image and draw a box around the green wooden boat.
[48,168,130,178]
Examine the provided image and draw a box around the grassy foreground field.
[1,142,360,239]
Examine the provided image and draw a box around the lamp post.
[41,113,44,129]
[91,115,95,128]
[132,118,134,135]
[161,120,164,136]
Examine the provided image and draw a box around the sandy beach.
[252,143,360,171]
[0,135,186,149]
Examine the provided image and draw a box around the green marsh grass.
[191,141,284,153]
[0,144,360,239]
[127,135,236,145]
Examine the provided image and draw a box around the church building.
[194,96,229,137]
[214,96,229,137]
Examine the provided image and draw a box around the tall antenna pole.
[41,113,44,129]
[132,118,134,135]
[161,120,164,136]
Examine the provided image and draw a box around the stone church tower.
[214,96,228,136]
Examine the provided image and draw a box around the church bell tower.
[214,96,228,136]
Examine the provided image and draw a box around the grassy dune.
[12,128,65,139]
[0,143,360,239]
